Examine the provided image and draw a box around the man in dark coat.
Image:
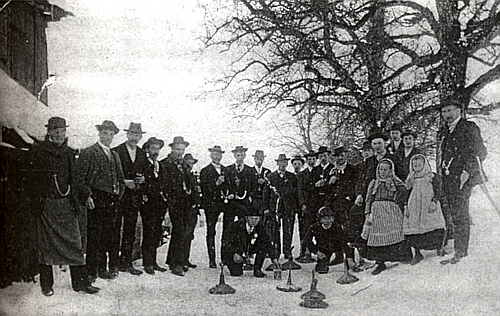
[387,123,404,156]
[262,154,298,260]
[200,145,227,268]
[74,120,125,282]
[222,208,280,277]
[112,122,148,276]
[161,136,196,276]
[183,153,201,270]
[313,146,334,207]
[395,130,422,182]
[141,137,168,274]
[439,98,487,264]
[250,150,271,215]
[28,117,98,295]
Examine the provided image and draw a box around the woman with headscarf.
[364,159,412,275]
[403,154,446,265]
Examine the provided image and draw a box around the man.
[313,146,334,207]
[183,153,201,270]
[112,122,147,276]
[251,150,270,215]
[141,137,168,275]
[262,154,298,260]
[297,150,318,262]
[395,130,421,181]
[325,146,358,266]
[439,98,487,265]
[200,145,227,268]
[387,123,404,156]
[161,136,195,276]
[291,155,304,175]
[222,208,280,278]
[28,117,98,295]
[74,120,125,282]
[361,141,374,160]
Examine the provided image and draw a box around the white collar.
[98,141,110,151]
[255,165,262,174]
[245,222,254,233]
[449,116,461,132]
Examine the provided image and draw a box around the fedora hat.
[303,150,317,158]
[367,132,389,142]
[231,146,248,153]
[96,120,119,134]
[208,145,225,154]
[143,137,164,150]
[275,153,290,162]
[389,123,402,132]
[45,117,68,130]
[333,146,345,156]
[291,155,304,164]
[401,130,417,139]
[439,96,465,109]
[252,150,265,158]
[169,136,190,148]
[317,146,331,154]
[124,122,146,134]
[184,153,198,164]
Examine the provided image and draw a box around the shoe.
[187,262,197,269]
[209,261,217,269]
[128,267,143,275]
[153,264,167,272]
[42,288,54,296]
[182,265,189,272]
[110,267,119,277]
[97,270,114,280]
[253,270,266,278]
[171,265,185,277]
[144,266,155,275]
[440,254,461,265]
[371,263,387,275]
[74,285,100,294]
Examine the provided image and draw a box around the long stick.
[476,156,500,217]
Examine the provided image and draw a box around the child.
[403,154,446,264]
[303,207,350,274]
[365,159,412,275]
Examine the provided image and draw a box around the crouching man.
[303,207,349,274]
[222,208,280,278]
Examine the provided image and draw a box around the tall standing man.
[251,150,270,215]
[439,98,487,264]
[75,120,125,282]
[29,117,99,295]
[314,146,334,208]
[183,153,201,270]
[161,136,194,276]
[387,123,404,156]
[112,123,147,276]
[200,145,227,268]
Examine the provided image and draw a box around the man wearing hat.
[297,150,319,262]
[251,150,271,216]
[262,154,299,260]
[112,123,148,276]
[74,120,125,282]
[183,153,201,270]
[160,136,196,276]
[439,97,487,265]
[291,155,305,175]
[28,117,99,295]
[387,123,404,156]
[222,207,280,277]
[361,140,374,160]
[313,146,334,207]
[200,145,228,268]
[395,130,422,182]
[141,137,168,274]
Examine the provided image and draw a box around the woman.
[403,154,446,264]
[365,159,412,275]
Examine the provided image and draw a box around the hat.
[275,154,290,162]
[124,122,146,134]
[291,155,305,164]
[367,132,389,142]
[317,146,331,154]
[184,153,198,164]
[333,146,345,156]
[390,123,402,132]
[96,120,119,134]
[401,130,417,139]
[439,96,464,109]
[45,117,68,129]
[361,140,372,150]
[245,207,262,217]
[143,137,164,150]
[253,150,265,158]
[231,146,248,153]
[317,206,334,217]
[208,145,225,154]
[169,136,190,148]
[303,150,317,158]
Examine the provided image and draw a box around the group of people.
[28,97,487,297]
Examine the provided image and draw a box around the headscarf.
[405,154,433,190]
[372,158,404,194]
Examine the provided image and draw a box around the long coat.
[200,163,227,209]
[28,138,85,265]
[262,170,298,215]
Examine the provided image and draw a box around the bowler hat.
[361,140,372,150]
[208,145,225,154]
[253,150,265,158]
[169,136,189,148]
[143,137,164,150]
[390,123,402,132]
[401,130,417,139]
[333,146,345,156]
[367,132,389,142]
[439,96,464,109]
[184,153,198,164]
[45,117,68,130]
[317,206,334,217]
[96,120,119,134]
[275,154,290,162]
[245,207,262,217]
[291,155,304,164]
[303,150,317,158]
[124,122,146,134]
[317,146,331,154]
[231,146,248,153]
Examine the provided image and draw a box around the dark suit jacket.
[225,219,277,259]
[312,163,334,197]
[262,170,298,214]
[112,142,149,201]
[200,163,227,209]
[395,147,422,182]
[225,163,255,202]
[441,117,487,189]
[143,158,167,203]
[325,163,358,205]
[74,143,125,205]
[251,166,271,199]
[297,167,317,212]
[160,154,195,203]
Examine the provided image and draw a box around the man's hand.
[86,196,95,210]
[257,178,266,185]
[124,179,136,190]
[134,174,145,185]
[317,251,326,260]
[459,171,469,190]
[216,175,225,186]
[355,195,363,206]
[233,253,244,264]
[264,209,270,215]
